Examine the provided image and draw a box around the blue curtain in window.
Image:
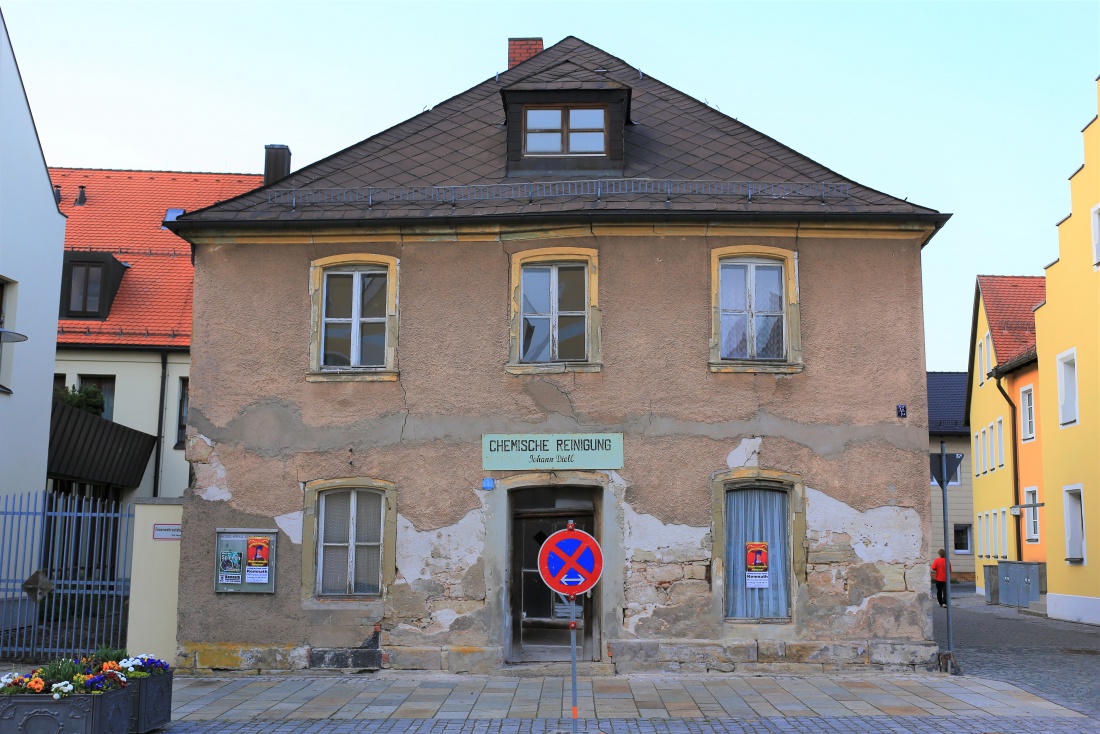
[725,488,790,619]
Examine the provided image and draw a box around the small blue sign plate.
[482,433,624,471]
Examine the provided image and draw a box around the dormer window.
[69,263,103,316]
[502,80,631,175]
[525,107,607,156]
[60,252,127,320]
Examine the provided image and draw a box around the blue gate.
[0,491,133,659]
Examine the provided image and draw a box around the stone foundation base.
[609,639,939,673]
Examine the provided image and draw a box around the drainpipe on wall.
[993,373,1023,561]
[153,349,168,498]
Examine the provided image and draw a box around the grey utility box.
[997,561,1046,607]
[983,564,1000,604]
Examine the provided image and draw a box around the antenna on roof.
[496,72,499,82]
[638,68,643,79]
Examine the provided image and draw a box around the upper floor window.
[1091,202,1099,266]
[719,260,785,361]
[1020,386,1035,440]
[520,263,587,362]
[977,340,984,385]
[1057,348,1078,426]
[68,263,103,317]
[524,107,607,156]
[79,374,115,421]
[985,332,993,372]
[507,248,600,374]
[710,246,801,373]
[175,377,189,449]
[308,255,399,382]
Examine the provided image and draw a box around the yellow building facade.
[1033,76,1100,625]
[967,278,1045,597]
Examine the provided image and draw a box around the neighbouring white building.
[0,9,67,496]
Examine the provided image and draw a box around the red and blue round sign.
[537,526,603,595]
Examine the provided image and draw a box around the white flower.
[1,673,15,685]
[53,693,60,699]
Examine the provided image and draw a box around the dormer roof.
[173,36,947,230]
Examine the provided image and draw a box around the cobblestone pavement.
[935,584,1100,717]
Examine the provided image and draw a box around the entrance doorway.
[509,486,597,663]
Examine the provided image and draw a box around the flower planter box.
[125,672,173,733]
[0,686,132,734]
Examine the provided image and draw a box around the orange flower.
[101,661,121,672]
[26,678,44,693]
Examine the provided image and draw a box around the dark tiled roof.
[977,275,1046,368]
[177,37,945,227]
[928,372,968,435]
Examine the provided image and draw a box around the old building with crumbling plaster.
[168,36,950,674]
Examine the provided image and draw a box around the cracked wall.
[178,227,935,671]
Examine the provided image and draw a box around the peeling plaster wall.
[178,230,935,672]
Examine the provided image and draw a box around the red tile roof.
[977,275,1046,368]
[50,169,261,347]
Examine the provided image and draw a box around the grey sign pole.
[938,440,957,672]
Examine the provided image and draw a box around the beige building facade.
[170,37,949,673]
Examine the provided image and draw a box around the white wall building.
[0,9,67,496]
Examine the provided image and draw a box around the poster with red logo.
[245,536,270,584]
[745,541,769,588]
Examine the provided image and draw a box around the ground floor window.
[1064,486,1085,562]
[318,488,383,596]
[725,486,790,619]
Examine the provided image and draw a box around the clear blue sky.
[4,0,1097,371]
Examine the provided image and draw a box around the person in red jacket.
[931,549,950,607]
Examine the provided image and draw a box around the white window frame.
[974,433,981,476]
[1064,485,1086,562]
[316,488,385,597]
[976,513,984,556]
[977,340,985,386]
[985,426,994,473]
[1020,385,1036,441]
[985,332,993,372]
[523,105,608,157]
[996,418,1005,468]
[1057,348,1079,427]
[1001,508,1008,559]
[992,510,1000,558]
[954,524,973,555]
[519,262,589,363]
[1091,201,1100,267]
[321,267,389,369]
[1024,487,1040,542]
[988,424,996,471]
[717,258,787,362]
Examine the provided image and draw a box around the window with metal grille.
[322,268,388,368]
[524,107,607,156]
[718,259,786,361]
[317,489,383,596]
[520,263,588,363]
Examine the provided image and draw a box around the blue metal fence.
[0,491,133,659]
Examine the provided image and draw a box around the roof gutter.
[168,209,951,240]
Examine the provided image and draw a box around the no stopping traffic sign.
[537,526,603,595]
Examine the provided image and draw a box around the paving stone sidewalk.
[164,671,1098,733]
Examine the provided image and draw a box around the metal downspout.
[994,374,1023,560]
[153,349,168,498]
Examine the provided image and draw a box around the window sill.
[725,617,792,624]
[1025,538,1040,544]
[1066,557,1085,563]
[709,361,803,374]
[302,596,384,611]
[306,370,399,383]
[953,551,973,555]
[505,362,602,375]
[173,440,185,451]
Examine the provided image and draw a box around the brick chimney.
[508,37,543,69]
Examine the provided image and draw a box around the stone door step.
[1019,601,1048,617]
[500,662,616,677]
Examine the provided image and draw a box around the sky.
[3,0,1097,372]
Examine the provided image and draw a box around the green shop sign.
[482,433,624,471]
